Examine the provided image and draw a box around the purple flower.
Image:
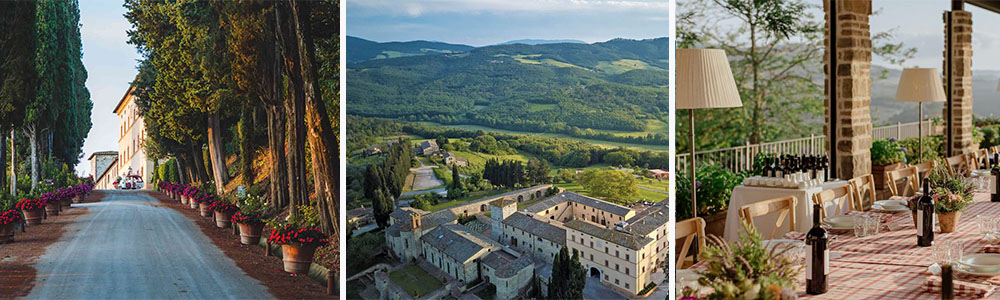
[695,181,703,189]
[898,147,908,153]
[889,137,898,142]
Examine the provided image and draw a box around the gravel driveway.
[25,190,273,299]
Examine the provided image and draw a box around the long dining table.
[693,192,1000,299]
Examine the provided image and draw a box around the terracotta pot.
[0,222,15,243]
[199,203,211,217]
[23,208,43,225]
[190,200,198,209]
[873,162,905,190]
[62,199,71,209]
[281,244,317,274]
[214,211,233,228]
[238,222,264,245]
[940,211,962,233]
[73,195,83,203]
[45,205,60,216]
[180,195,188,204]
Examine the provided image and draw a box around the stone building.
[112,85,155,188]
[415,140,439,156]
[420,223,501,284]
[385,207,458,262]
[89,151,118,189]
[442,152,469,166]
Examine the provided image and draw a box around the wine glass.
[977,215,994,242]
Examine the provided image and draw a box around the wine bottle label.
[824,248,830,275]
[917,210,923,237]
[806,249,812,280]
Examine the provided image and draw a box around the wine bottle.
[992,154,1000,202]
[942,263,954,300]
[762,157,773,178]
[806,203,829,295]
[918,181,935,247]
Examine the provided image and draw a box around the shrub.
[897,136,942,163]
[870,138,906,165]
[675,164,745,220]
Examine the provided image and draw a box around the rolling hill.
[346,36,475,64]
[346,37,670,146]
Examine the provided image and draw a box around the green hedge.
[158,158,180,183]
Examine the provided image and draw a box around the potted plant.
[694,223,800,299]
[184,186,199,206]
[926,163,975,233]
[267,205,329,274]
[233,194,268,245]
[0,197,24,244]
[871,138,907,190]
[41,192,60,216]
[16,198,45,225]
[196,194,215,217]
[210,200,239,229]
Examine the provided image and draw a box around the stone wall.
[824,0,874,179]
[943,10,975,155]
[444,185,552,217]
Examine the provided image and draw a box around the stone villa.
[382,185,667,299]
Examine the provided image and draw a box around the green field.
[421,122,669,151]
[555,181,667,203]
[594,59,663,74]
[388,265,443,298]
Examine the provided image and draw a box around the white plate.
[872,204,910,212]
[824,216,856,227]
[958,253,1000,273]
[955,263,1000,277]
[874,200,908,211]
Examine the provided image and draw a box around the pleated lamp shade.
[677,48,742,109]
[895,68,946,102]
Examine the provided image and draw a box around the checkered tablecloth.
[691,193,1000,299]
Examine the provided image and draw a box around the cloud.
[351,0,669,17]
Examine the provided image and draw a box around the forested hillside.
[346,37,669,145]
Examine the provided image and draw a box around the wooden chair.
[914,160,937,181]
[675,217,706,269]
[885,166,920,198]
[812,185,855,220]
[738,196,797,240]
[945,154,970,177]
[848,174,877,210]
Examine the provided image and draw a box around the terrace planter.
[281,244,317,274]
[0,223,15,243]
[214,211,233,228]
[180,195,188,204]
[237,222,264,245]
[23,208,43,225]
[190,200,198,209]
[939,212,961,233]
[62,199,71,209]
[873,162,905,190]
[199,203,211,217]
[45,205,60,216]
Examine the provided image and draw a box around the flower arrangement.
[0,209,24,226]
[232,211,265,225]
[183,186,200,198]
[268,225,329,247]
[15,199,46,211]
[871,138,907,166]
[925,162,976,214]
[40,192,61,206]
[694,223,800,299]
[267,205,326,247]
[210,201,239,214]
[192,193,215,204]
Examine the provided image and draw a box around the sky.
[76,0,139,177]
[346,0,671,46]
[870,1,1000,71]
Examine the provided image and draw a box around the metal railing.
[677,120,941,174]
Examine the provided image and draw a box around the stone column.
[824,0,874,179]
[943,10,975,155]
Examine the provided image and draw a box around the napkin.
[924,275,995,298]
[981,244,1000,254]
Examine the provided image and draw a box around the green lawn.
[388,265,443,298]
[554,180,667,204]
[426,189,508,211]
[421,122,669,152]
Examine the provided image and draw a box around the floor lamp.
[677,49,742,219]
[895,68,946,163]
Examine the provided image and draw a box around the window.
[615,279,620,285]
[590,241,593,248]
[605,260,608,267]
[605,247,608,254]
[616,250,620,257]
[590,254,593,261]
[626,268,630,275]
[616,264,619,271]
[626,283,630,289]
[626,254,630,261]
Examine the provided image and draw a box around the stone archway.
[481,204,488,212]
[589,267,601,278]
